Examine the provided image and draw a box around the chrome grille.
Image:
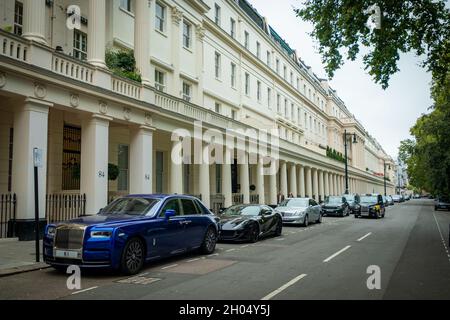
[54,225,85,250]
[361,206,369,213]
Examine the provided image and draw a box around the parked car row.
[43,191,402,275]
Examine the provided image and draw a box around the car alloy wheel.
[121,238,144,275]
[201,227,217,254]
[303,215,309,227]
[249,224,259,243]
[275,219,283,236]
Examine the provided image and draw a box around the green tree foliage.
[399,73,450,195]
[105,49,142,82]
[295,1,450,88]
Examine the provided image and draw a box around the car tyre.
[200,226,217,254]
[275,219,283,236]
[316,213,322,224]
[302,215,309,227]
[120,237,145,275]
[249,224,259,243]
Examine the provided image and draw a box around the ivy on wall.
[326,146,346,163]
[105,49,142,83]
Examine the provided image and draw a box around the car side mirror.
[164,209,176,220]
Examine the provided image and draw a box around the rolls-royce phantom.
[43,195,218,275]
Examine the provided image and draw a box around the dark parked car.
[435,196,450,211]
[43,195,218,275]
[343,194,361,214]
[321,196,350,217]
[275,198,322,227]
[355,194,386,219]
[217,204,282,242]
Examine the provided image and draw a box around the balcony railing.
[52,53,94,84]
[0,31,28,62]
[232,193,244,205]
[0,193,16,239]
[111,75,141,99]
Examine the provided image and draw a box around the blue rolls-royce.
[43,194,219,275]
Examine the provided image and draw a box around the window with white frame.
[231,62,236,88]
[291,104,294,120]
[120,0,132,12]
[276,59,280,73]
[267,88,271,108]
[231,110,237,120]
[155,70,165,91]
[245,73,250,95]
[283,65,287,79]
[214,4,221,26]
[290,72,294,85]
[244,31,249,49]
[183,21,191,48]
[215,102,221,114]
[256,41,261,59]
[155,2,166,32]
[266,51,271,67]
[73,30,87,61]
[230,18,236,38]
[117,144,129,192]
[214,52,221,79]
[296,78,300,90]
[284,99,288,117]
[277,94,281,113]
[182,82,191,101]
[257,81,261,102]
[14,1,23,36]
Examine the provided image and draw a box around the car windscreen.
[360,196,378,204]
[278,199,309,207]
[438,197,449,202]
[344,195,355,202]
[325,196,343,204]
[222,205,260,216]
[101,197,160,216]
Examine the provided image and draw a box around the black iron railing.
[46,193,86,223]
[0,193,16,238]
[250,194,260,204]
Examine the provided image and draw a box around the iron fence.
[0,193,16,238]
[46,193,86,224]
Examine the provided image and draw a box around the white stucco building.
[0,0,395,239]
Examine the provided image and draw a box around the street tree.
[294,0,450,88]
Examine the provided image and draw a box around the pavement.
[0,199,449,299]
[0,239,48,277]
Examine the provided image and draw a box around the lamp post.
[343,130,357,195]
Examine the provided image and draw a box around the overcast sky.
[250,0,433,159]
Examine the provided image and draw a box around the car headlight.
[47,226,56,238]
[90,230,113,238]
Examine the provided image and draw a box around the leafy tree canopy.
[295,0,450,88]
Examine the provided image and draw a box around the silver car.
[275,198,322,227]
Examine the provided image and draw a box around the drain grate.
[117,276,161,285]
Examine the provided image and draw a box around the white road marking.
[71,286,98,295]
[433,212,450,262]
[225,248,236,252]
[207,253,219,257]
[161,264,178,270]
[187,258,200,263]
[240,245,249,248]
[261,274,307,300]
[357,232,372,242]
[275,238,285,241]
[323,245,352,263]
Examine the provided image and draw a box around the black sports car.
[217,204,283,242]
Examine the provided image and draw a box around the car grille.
[281,212,297,217]
[54,225,85,250]
[361,206,369,213]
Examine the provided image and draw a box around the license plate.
[55,250,80,259]
[361,212,369,216]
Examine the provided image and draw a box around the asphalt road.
[0,199,449,300]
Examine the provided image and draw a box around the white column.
[324,171,329,196]
[256,156,265,205]
[170,139,183,194]
[88,0,106,68]
[289,163,297,197]
[222,148,232,208]
[80,115,110,214]
[306,167,312,198]
[129,126,154,194]
[12,98,51,224]
[280,161,288,197]
[298,165,305,197]
[23,0,47,44]
[134,0,151,85]
[195,25,205,105]
[269,159,277,205]
[240,153,250,204]
[199,142,210,208]
[313,168,319,201]
[332,174,337,195]
[171,7,182,94]
[319,170,324,202]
